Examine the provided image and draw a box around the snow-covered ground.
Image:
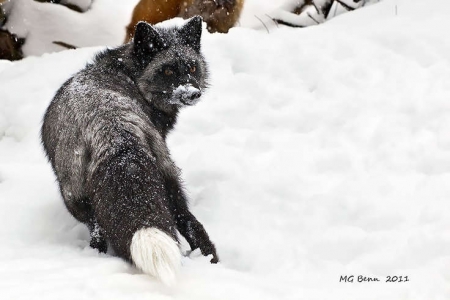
[1,0,450,299]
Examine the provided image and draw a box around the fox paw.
[90,237,108,253]
[198,241,219,264]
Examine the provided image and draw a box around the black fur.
[41,17,218,266]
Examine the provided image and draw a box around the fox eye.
[190,66,196,73]
[164,69,173,76]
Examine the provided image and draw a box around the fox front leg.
[165,179,218,263]
[176,210,219,263]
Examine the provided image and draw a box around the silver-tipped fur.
[41,18,218,284]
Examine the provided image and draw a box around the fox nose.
[190,90,201,100]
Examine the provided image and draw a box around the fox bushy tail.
[89,135,182,285]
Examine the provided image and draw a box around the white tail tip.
[130,228,181,286]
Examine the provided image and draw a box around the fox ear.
[179,16,202,52]
[133,22,166,58]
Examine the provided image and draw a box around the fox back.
[41,17,218,286]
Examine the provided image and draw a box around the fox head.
[133,17,209,114]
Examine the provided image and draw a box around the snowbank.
[1,0,450,299]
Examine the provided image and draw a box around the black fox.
[41,16,218,285]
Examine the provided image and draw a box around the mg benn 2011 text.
[340,275,409,283]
